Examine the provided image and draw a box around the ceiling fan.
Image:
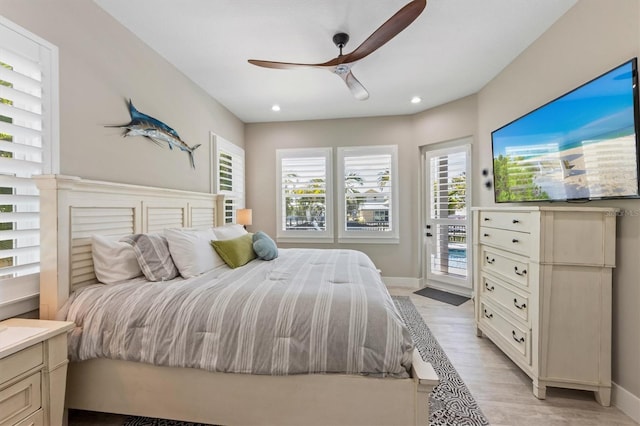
[248,0,427,100]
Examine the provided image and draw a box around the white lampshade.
[236,208,253,226]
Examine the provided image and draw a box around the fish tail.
[192,144,202,151]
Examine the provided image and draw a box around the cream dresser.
[0,319,74,426]
[472,206,616,405]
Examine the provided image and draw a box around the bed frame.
[36,175,439,426]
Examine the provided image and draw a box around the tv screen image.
[491,58,640,203]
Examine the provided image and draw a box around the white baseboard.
[612,381,640,423]
[382,276,420,289]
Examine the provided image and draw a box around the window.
[211,133,244,223]
[0,16,59,319]
[337,145,398,243]
[425,143,471,287]
[276,148,333,243]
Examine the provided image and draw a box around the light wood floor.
[69,288,638,426]
[390,287,638,426]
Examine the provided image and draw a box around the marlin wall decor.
[108,100,201,168]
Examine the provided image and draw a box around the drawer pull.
[513,299,527,310]
[484,217,491,221]
[486,256,495,264]
[483,233,490,237]
[485,282,495,292]
[514,266,527,276]
[512,238,519,243]
[512,330,525,344]
[512,219,520,224]
[483,309,493,319]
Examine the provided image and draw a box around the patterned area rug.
[123,296,489,426]
[394,296,490,426]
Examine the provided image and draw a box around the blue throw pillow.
[252,231,278,261]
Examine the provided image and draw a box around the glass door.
[423,143,471,292]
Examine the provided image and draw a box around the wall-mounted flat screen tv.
[491,58,640,203]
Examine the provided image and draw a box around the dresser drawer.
[480,274,530,324]
[479,210,533,233]
[480,246,530,289]
[13,409,43,426]
[0,372,41,426]
[479,302,531,366]
[0,344,42,385]
[480,226,532,256]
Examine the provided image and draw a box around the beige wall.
[477,0,640,399]
[0,0,244,192]
[245,96,477,279]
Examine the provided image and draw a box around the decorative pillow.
[213,224,248,241]
[122,233,180,281]
[164,228,225,278]
[91,234,143,284]
[252,231,278,261]
[210,233,256,269]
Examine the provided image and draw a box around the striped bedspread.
[60,248,414,378]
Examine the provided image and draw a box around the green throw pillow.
[210,233,256,268]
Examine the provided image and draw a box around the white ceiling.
[93,0,577,124]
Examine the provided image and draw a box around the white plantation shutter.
[430,151,467,220]
[212,134,244,223]
[0,17,58,318]
[338,145,398,243]
[429,149,469,277]
[276,148,333,242]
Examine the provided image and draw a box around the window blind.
[428,149,468,278]
[430,151,467,220]
[212,135,244,223]
[0,17,58,319]
[280,155,327,231]
[276,147,333,242]
[0,44,45,281]
[342,153,392,232]
[337,145,398,243]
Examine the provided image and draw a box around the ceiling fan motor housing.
[333,32,350,51]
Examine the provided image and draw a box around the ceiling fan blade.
[248,59,333,70]
[337,69,369,100]
[341,0,426,64]
[248,0,425,99]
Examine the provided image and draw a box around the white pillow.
[91,234,143,284]
[164,228,225,278]
[213,224,248,241]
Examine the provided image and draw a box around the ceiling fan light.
[411,96,422,104]
[334,64,350,75]
[271,104,281,112]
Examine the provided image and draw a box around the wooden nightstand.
[0,318,74,426]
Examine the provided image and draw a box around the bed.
[36,175,439,426]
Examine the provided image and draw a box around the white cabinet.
[472,206,616,405]
[0,319,74,426]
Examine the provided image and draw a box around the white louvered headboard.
[35,175,224,320]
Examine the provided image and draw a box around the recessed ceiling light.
[411,96,422,104]
[272,104,281,112]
